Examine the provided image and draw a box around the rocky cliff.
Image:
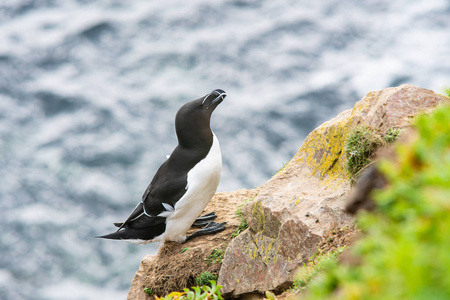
[127,84,449,299]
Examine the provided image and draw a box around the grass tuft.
[195,272,218,286]
[384,127,401,143]
[345,126,401,182]
[205,248,225,266]
[231,197,254,238]
[231,207,249,238]
[344,126,383,180]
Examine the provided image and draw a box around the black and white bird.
[98,89,227,243]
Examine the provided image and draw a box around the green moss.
[195,272,218,286]
[297,105,450,299]
[344,126,383,180]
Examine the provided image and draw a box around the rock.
[127,84,449,299]
[127,189,259,298]
[218,84,449,296]
[127,255,156,300]
[345,127,419,215]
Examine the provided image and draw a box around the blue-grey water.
[1,0,449,299]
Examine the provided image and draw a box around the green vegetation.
[265,291,276,300]
[181,247,190,253]
[344,126,383,180]
[205,248,225,266]
[231,207,249,238]
[297,105,450,299]
[143,287,152,295]
[384,127,401,143]
[274,161,289,175]
[231,197,255,238]
[345,126,401,181]
[156,281,223,300]
[291,247,346,293]
[195,272,218,286]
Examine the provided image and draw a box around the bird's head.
[175,89,226,148]
[201,89,226,111]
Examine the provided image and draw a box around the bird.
[98,89,227,243]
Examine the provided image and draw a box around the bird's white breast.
[162,133,222,243]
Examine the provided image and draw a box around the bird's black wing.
[116,157,188,231]
[99,212,167,241]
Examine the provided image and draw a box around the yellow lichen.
[293,93,387,189]
[289,90,392,190]
[252,200,265,232]
[249,232,279,266]
[298,113,355,188]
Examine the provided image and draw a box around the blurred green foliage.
[298,104,450,299]
[291,247,346,292]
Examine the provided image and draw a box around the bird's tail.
[96,222,166,241]
[96,231,128,240]
[96,230,149,245]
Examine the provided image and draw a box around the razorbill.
[98,89,227,243]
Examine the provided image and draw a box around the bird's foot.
[191,211,217,227]
[184,221,226,242]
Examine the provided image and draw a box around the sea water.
[0,0,449,299]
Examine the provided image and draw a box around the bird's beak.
[203,89,227,110]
